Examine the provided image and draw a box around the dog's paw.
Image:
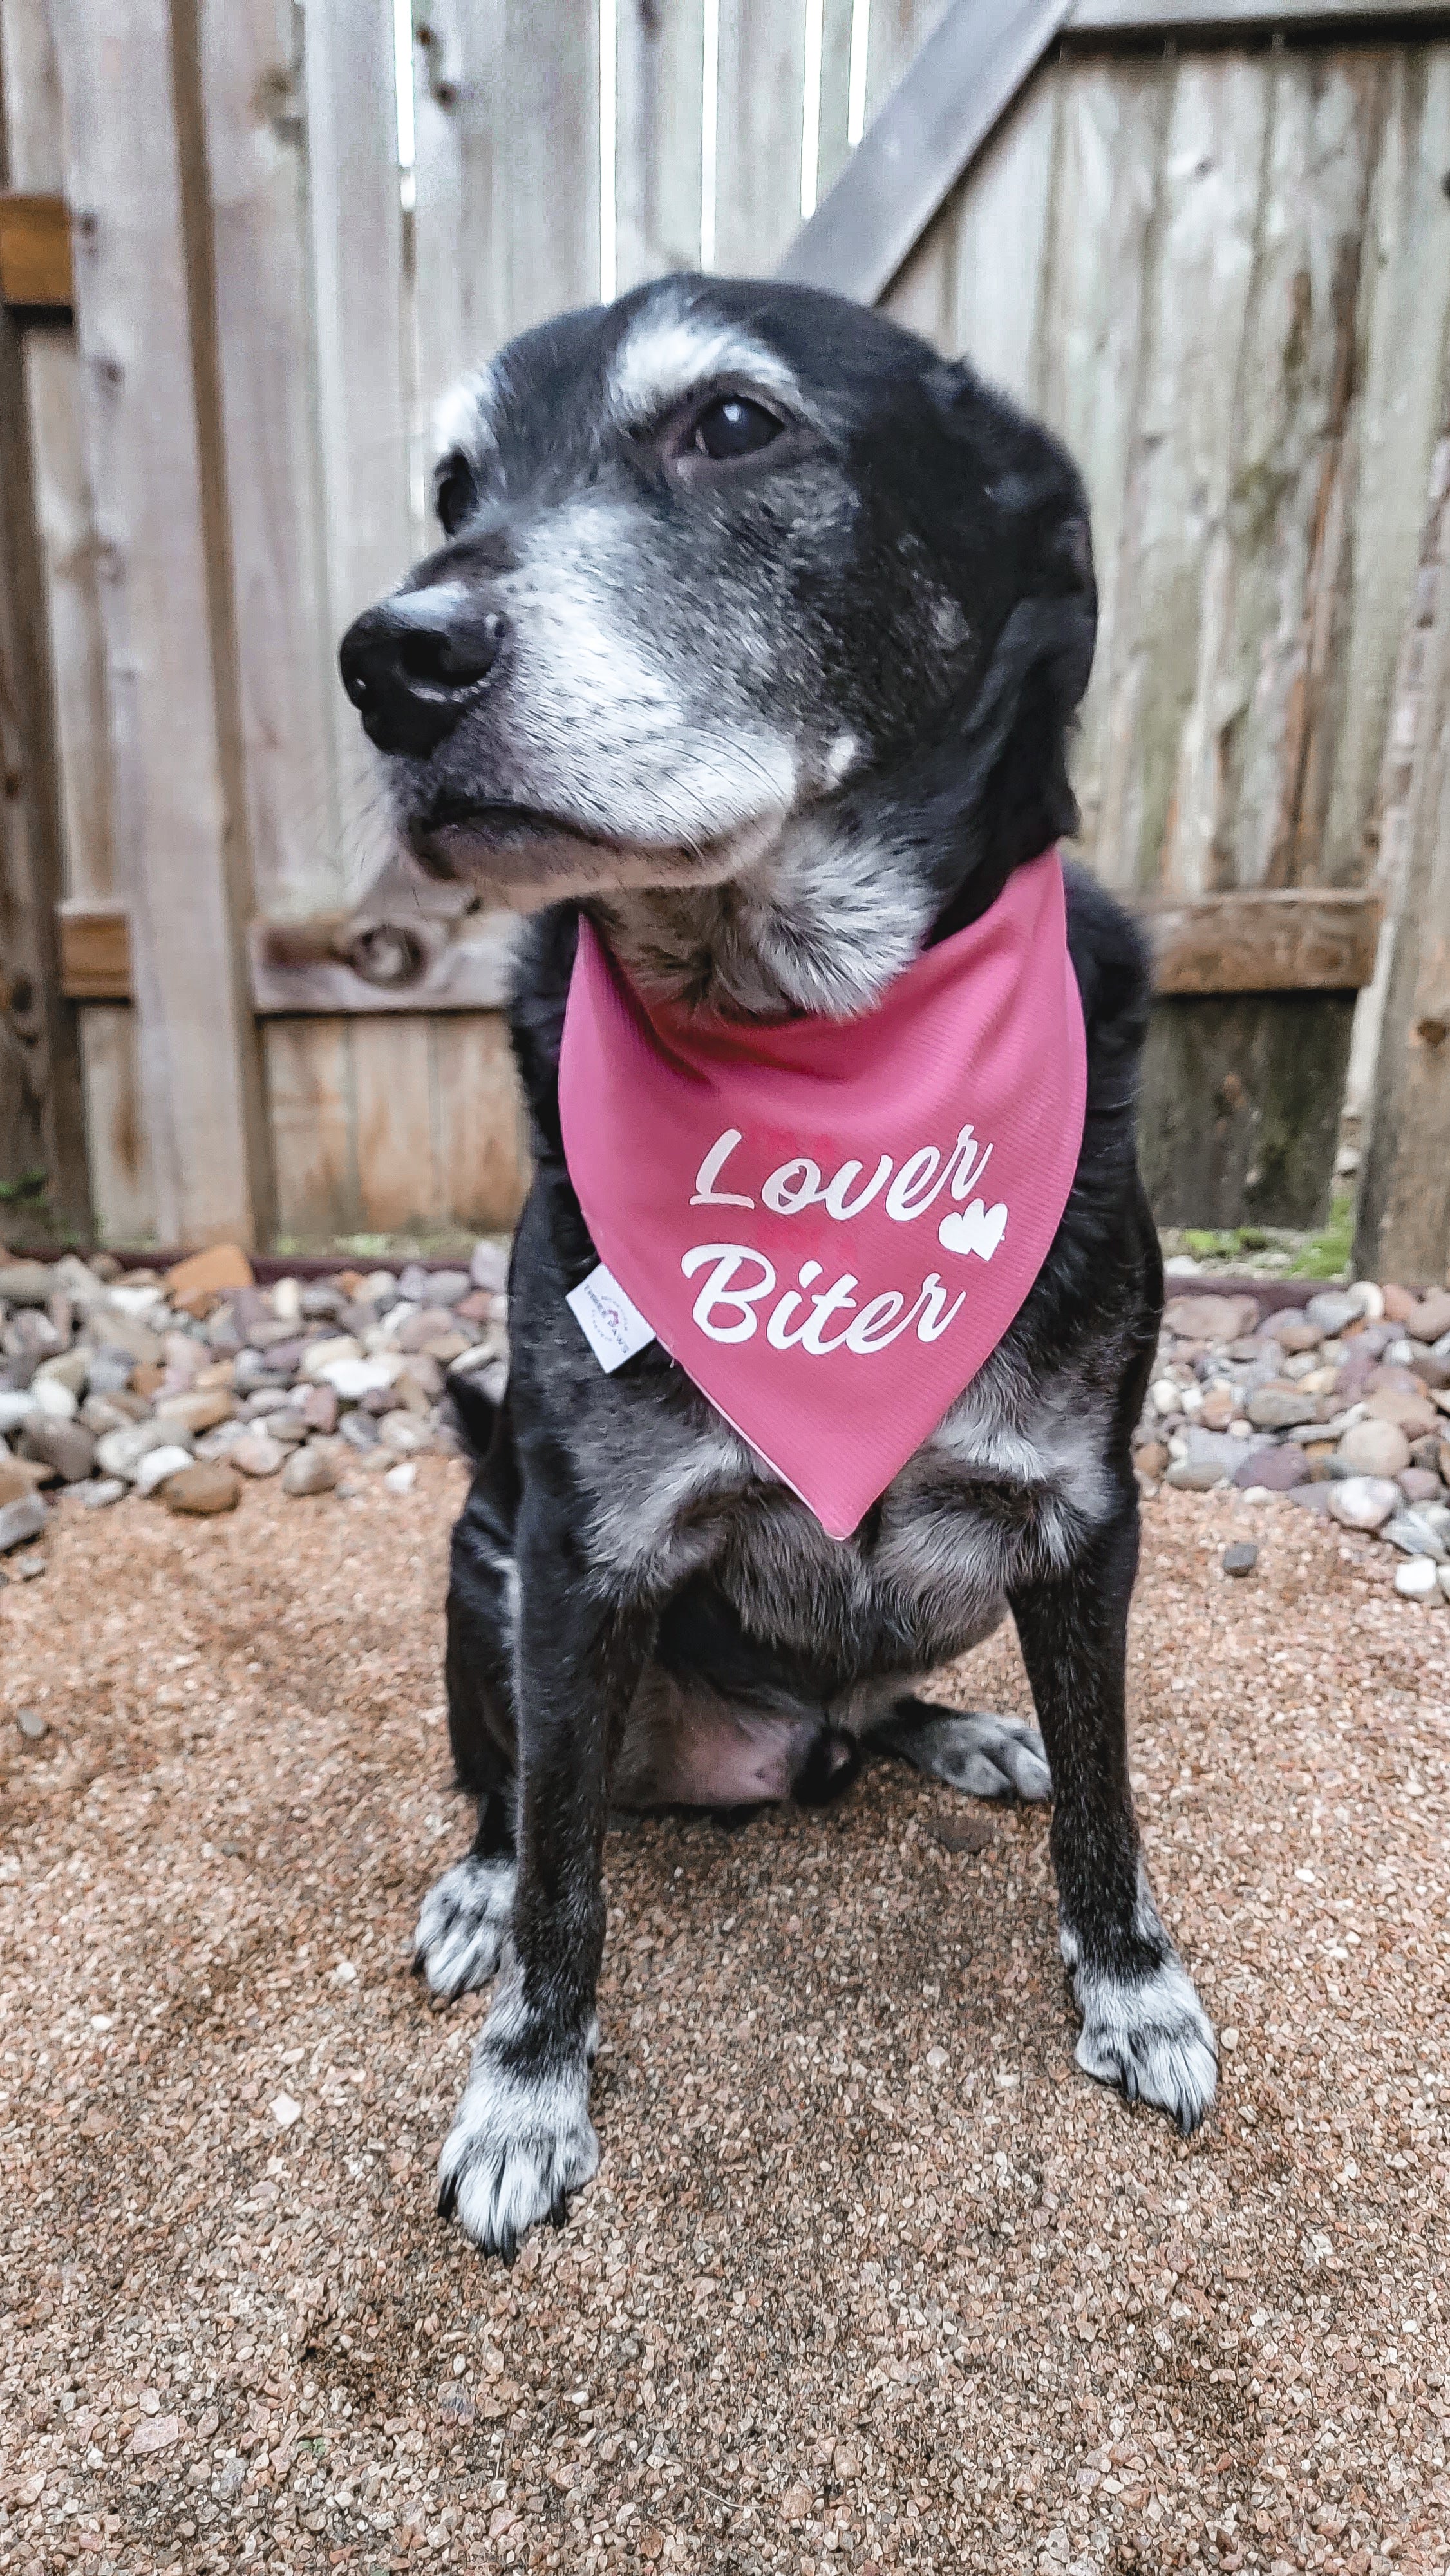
[898,1707,1052,1802]
[437,2031,599,2258]
[1066,1941,1218,2134]
[413,1854,516,1999]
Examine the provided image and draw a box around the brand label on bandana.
[567,1262,658,1372]
[558,849,1086,1539]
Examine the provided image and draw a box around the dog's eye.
[690,396,784,462]
[435,456,478,535]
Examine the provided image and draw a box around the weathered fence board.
[4,0,1449,1260]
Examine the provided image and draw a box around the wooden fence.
[1,0,1447,1276]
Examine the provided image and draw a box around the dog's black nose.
[339,588,506,757]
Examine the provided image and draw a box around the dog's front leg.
[1010,1501,1217,2133]
[437,1501,654,2256]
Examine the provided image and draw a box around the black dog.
[339,275,1216,2256]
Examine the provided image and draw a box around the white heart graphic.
[938,1199,1008,1260]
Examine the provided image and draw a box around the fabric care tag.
[567,1262,657,1372]
[558,849,1086,1539]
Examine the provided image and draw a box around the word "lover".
[681,1122,1009,1356]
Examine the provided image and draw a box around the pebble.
[1246,1381,1322,1430]
[0,1493,48,1553]
[94,1417,187,1481]
[79,1477,127,1508]
[301,1334,361,1379]
[1162,1292,1259,1340]
[15,1705,48,1739]
[131,1444,197,1497]
[1394,1557,1441,1600]
[382,1461,417,1495]
[30,1374,78,1422]
[1383,1511,1449,1562]
[0,1457,50,1505]
[339,1410,381,1451]
[281,1444,339,1497]
[1303,1289,1359,1335]
[1362,1387,1438,1438]
[426,1268,472,1307]
[1221,1540,1258,1577]
[378,1410,429,1455]
[230,1430,285,1478]
[320,1355,405,1401]
[154,1387,236,1435]
[0,1389,39,1434]
[1231,1441,1307,1491]
[1326,1477,1402,1532]
[1164,1428,1254,1490]
[1333,1416,1411,1479]
[469,1238,510,1293]
[0,1259,54,1305]
[1397,1465,1444,1504]
[20,1417,96,1483]
[163,1462,241,1515]
[1406,1287,1450,1343]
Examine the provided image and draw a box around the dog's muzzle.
[339,585,506,759]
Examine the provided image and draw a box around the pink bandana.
[558,849,1086,1539]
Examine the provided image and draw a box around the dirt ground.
[1,1468,1447,2576]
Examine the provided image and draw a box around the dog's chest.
[580,1349,1115,1669]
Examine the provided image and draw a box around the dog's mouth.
[407,798,622,887]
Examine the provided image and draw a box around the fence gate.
[0,0,1447,1281]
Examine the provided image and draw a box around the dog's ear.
[926,359,1097,873]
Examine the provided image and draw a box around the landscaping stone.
[1394,1558,1440,1600]
[281,1444,339,1497]
[1162,1293,1260,1341]
[1231,1443,1308,1492]
[1222,1542,1258,1577]
[19,1419,96,1484]
[164,1463,242,1515]
[1247,1383,1322,1431]
[230,1430,285,1479]
[1326,1479,1402,1533]
[93,1419,187,1481]
[132,1444,197,1497]
[1303,1290,1359,1336]
[0,1494,48,1552]
[1334,1417,1412,1480]
[1382,1513,1449,1562]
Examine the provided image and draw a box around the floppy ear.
[926,359,1098,876]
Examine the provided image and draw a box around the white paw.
[1064,1935,1218,2134]
[413,1853,516,1998]
[437,2018,600,2258]
[927,1712,1053,1802]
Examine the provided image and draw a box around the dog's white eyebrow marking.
[609,309,806,428]
[433,360,505,466]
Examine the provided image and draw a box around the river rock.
[321,1355,404,1402]
[1326,1477,1402,1532]
[1163,1293,1260,1342]
[131,1444,196,1496]
[80,1477,127,1508]
[86,1346,137,1396]
[1362,1388,1438,1439]
[382,1460,417,1495]
[230,1430,285,1478]
[1303,1290,1359,1336]
[94,1417,182,1480]
[1395,1557,1440,1600]
[1165,1428,1254,1490]
[1133,1439,1169,1479]
[0,1260,55,1306]
[1247,1383,1321,1431]
[1383,1511,1448,1562]
[155,1387,236,1436]
[30,1375,78,1423]
[299,1282,346,1321]
[0,1390,38,1435]
[301,1335,361,1381]
[426,1269,472,1308]
[1232,1443,1308,1491]
[1222,1541,1259,1577]
[163,1461,241,1515]
[0,1493,48,1552]
[20,1418,95,1483]
[0,1456,50,1505]
[1335,1417,1412,1480]
[379,1410,429,1455]
[338,1409,380,1452]
[1398,1467,1445,1505]
[1275,1316,1325,1356]
[1406,1287,1450,1345]
[297,1383,338,1434]
[469,1238,509,1293]
[281,1443,339,1497]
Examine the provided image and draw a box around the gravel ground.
[1,1468,1447,2576]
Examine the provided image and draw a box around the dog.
[339,274,1217,2257]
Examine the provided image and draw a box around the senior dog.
[339,275,1216,2257]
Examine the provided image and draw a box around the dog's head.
[341,276,1095,1012]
